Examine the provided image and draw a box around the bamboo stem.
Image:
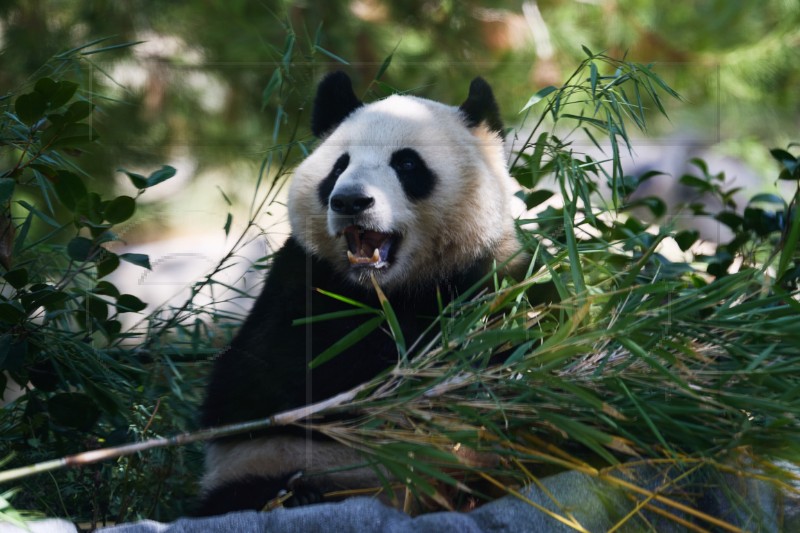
[0,383,369,485]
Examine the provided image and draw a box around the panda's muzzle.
[342,226,396,268]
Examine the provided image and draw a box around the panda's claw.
[285,487,324,507]
[280,470,324,508]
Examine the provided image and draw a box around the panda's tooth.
[371,248,380,263]
[347,250,358,264]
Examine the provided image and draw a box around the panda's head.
[288,72,520,292]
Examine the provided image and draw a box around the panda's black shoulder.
[264,237,308,287]
[233,237,315,330]
[269,235,307,271]
[248,237,345,307]
[200,237,323,427]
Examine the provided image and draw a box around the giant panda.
[196,71,524,516]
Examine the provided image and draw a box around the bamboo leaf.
[308,316,384,369]
[371,274,406,359]
[777,191,800,280]
[376,46,398,81]
[315,288,378,311]
[293,308,377,325]
[519,86,557,114]
[79,41,144,56]
[313,45,350,65]
[261,69,283,111]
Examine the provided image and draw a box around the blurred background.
[2,0,798,306]
[0,0,800,316]
[2,2,799,523]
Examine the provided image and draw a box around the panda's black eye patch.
[393,154,418,172]
[390,148,436,201]
[332,154,350,177]
[318,153,350,207]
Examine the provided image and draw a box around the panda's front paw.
[271,471,324,509]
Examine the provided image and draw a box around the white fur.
[201,436,384,495]
[288,94,522,291]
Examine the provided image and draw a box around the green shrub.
[0,45,206,525]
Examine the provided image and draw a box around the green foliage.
[0,53,208,525]
[0,28,351,524]
[296,52,800,526]
[1,1,798,215]
[0,487,41,528]
[508,59,800,464]
[1,72,173,345]
[676,149,800,284]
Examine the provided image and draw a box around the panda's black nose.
[330,192,375,215]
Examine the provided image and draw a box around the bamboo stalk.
[0,383,369,485]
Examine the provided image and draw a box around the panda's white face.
[287,78,520,291]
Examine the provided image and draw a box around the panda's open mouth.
[341,226,397,269]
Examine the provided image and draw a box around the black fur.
[390,148,437,201]
[458,77,504,137]
[311,72,363,138]
[201,237,490,429]
[193,471,322,517]
[330,189,374,215]
[317,148,437,209]
[197,237,493,514]
[317,153,350,208]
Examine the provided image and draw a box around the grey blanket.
[4,468,796,532]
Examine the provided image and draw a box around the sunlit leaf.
[748,193,786,207]
[371,274,406,359]
[519,86,557,114]
[145,165,176,188]
[313,45,349,65]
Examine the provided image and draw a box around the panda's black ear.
[459,77,504,138]
[311,71,363,138]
